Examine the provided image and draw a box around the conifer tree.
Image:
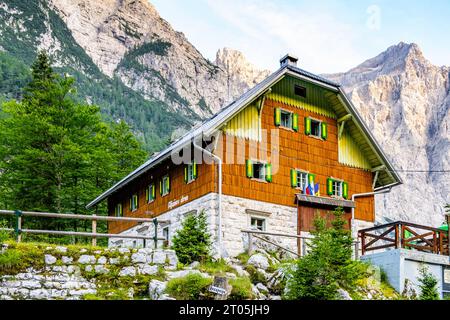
[0,52,147,243]
[418,266,440,300]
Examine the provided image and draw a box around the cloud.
[205,0,365,73]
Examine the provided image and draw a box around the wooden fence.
[0,209,167,248]
[358,221,449,256]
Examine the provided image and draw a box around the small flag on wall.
[314,183,320,196]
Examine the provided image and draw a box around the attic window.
[294,85,307,98]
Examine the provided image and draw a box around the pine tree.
[171,210,211,264]
[418,266,440,300]
[0,52,147,243]
[284,207,363,300]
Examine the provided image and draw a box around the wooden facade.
[107,92,375,234]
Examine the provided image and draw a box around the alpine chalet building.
[87,54,402,257]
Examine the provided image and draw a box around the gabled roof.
[86,63,402,209]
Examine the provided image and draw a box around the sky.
[150,0,450,74]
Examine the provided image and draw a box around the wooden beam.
[372,170,380,189]
[338,121,346,139]
[337,114,352,123]
[371,165,386,172]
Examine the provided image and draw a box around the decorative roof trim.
[296,194,356,208]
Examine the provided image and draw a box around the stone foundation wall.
[109,193,299,258]
[0,243,177,300]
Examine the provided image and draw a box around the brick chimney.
[280,54,298,67]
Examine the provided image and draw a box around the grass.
[229,277,254,300]
[199,259,235,276]
[236,252,250,265]
[165,273,213,300]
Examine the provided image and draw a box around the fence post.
[247,232,253,255]
[91,214,97,247]
[360,231,366,256]
[153,219,158,249]
[14,210,22,243]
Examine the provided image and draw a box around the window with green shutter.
[146,183,156,202]
[305,117,327,140]
[115,203,123,217]
[160,175,170,196]
[130,194,138,211]
[246,160,271,182]
[327,178,348,199]
[184,162,198,183]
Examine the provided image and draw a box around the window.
[184,163,197,183]
[327,178,348,199]
[296,171,309,190]
[130,194,139,211]
[251,217,266,231]
[332,180,343,197]
[252,162,266,180]
[146,183,155,203]
[305,117,328,140]
[161,175,170,196]
[246,160,272,182]
[280,110,292,128]
[162,227,170,247]
[310,119,321,138]
[115,203,123,217]
[294,85,307,98]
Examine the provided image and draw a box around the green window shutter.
[321,122,328,140]
[304,117,311,135]
[129,198,132,211]
[184,166,188,183]
[193,161,198,179]
[145,187,149,202]
[118,203,122,216]
[292,113,298,131]
[342,182,349,199]
[166,176,171,193]
[265,163,272,182]
[274,108,281,126]
[327,178,333,195]
[308,173,315,185]
[159,180,163,196]
[246,159,253,178]
[151,183,156,200]
[290,169,298,188]
[134,194,138,209]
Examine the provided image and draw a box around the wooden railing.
[359,221,449,256]
[0,209,168,248]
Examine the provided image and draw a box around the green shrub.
[0,242,45,275]
[284,207,363,300]
[0,220,12,243]
[165,274,213,300]
[236,252,250,265]
[229,277,254,300]
[199,259,234,275]
[172,210,211,264]
[418,266,440,300]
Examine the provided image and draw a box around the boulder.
[119,266,136,277]
[78,255,96,264]
[232,265,249,277]
[255,283,269,295]
[152,250,166,264]
[187,261,200,269]
[149,279,167,300]
[139,264,159,275]
[247,254,269,270]
[55,246,67,253]
[131,252,147,264]
[166,269,210,280]
[44,254,57,265]
[61,256,73,264]
[97,256,107,265]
